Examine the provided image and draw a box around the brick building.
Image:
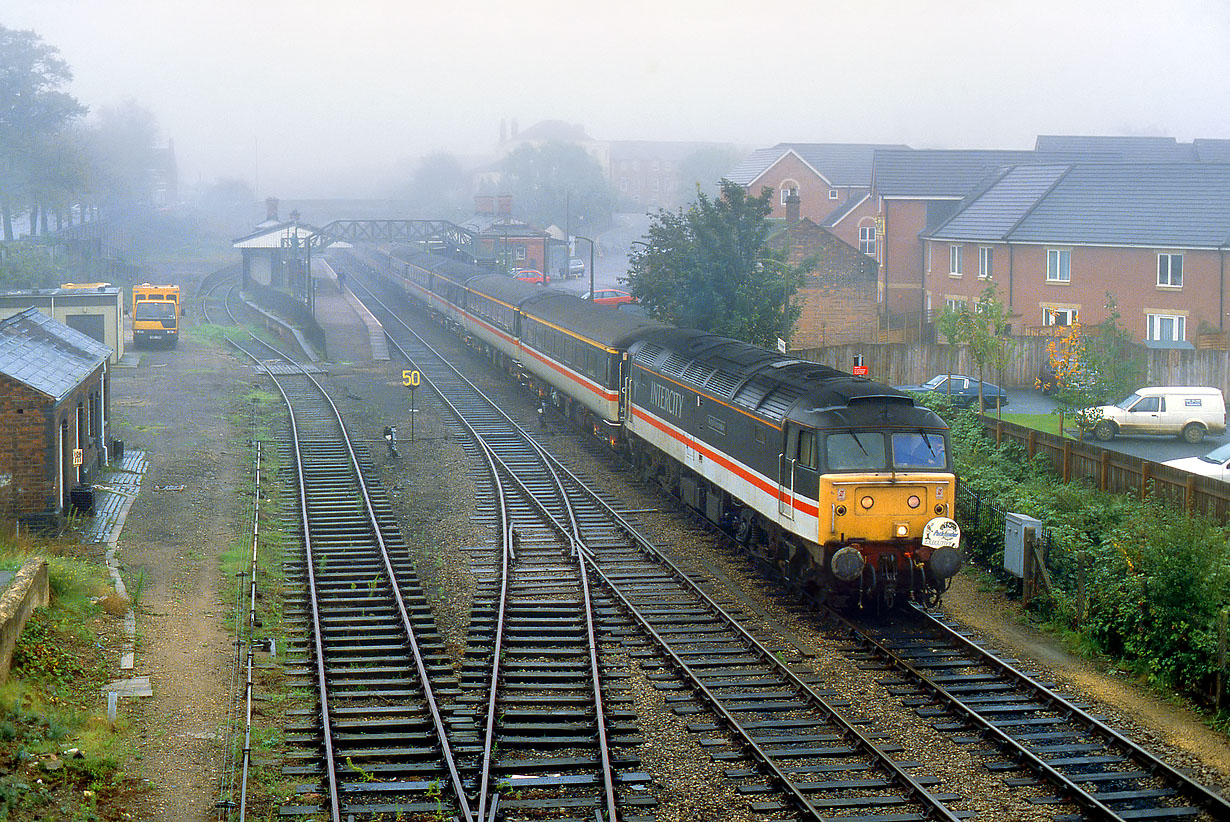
[922,163,1230,345]
[0,308,113,524]
[770,198,879,350]
[727,143,909,225]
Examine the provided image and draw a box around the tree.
[0,25,87,239]
[624,180,803,348]
[497,141,616,231]
[0,240,68,289]
[936,284,1011,410]
[403,151,470,218]
[1045,294,1145,433]
[678,145,744,200]
[87,99,160,213]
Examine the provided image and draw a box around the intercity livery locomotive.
[341,246,962,608]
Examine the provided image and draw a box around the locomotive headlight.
[895,523,909,538]
[835,505,847,516]
[907,495,921,509]
[934,503,946,515]
[859,495,874,510]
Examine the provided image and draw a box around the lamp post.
[575,235,595,299]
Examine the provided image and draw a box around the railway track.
[202,280,471,821]
[345,271,972,821]
[835,605,1230,821]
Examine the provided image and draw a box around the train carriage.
[463,275,541,361]
[517,292,661,432]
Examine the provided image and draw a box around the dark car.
[894,374,1009,410]
[568,257,585,278]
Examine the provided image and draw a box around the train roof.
[520,291,665,349]
[467,274,549,304]
[628,326,928,425]
[390,247,485,280]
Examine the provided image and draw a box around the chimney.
[265,197,279,221]
[475,195,495,215]
[497,195,513,217]
[785,192,800,224]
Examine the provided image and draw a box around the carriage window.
[891,432,947,469]
[825,432,887,471]
[797,429,817,469]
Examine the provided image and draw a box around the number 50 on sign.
[402,370,421,387]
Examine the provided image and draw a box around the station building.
[0,308,113,525]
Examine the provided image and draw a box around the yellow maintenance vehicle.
[132,283,181,348]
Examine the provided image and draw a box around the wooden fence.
[794,337,1230,396]
[978,416,1230,521]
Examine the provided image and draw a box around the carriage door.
[778,425,798,520]
[619,354,631,422]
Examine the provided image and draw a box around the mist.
[7,0,1229,199]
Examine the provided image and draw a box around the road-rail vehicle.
[340,247,963,608]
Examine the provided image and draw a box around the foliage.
[677,146,745,200]
[944,401,1230,707]
[935,284,1011,407]
[624,180,804,348]
[0,240,69,289]
[1045,294,1145,429]
[402,151,470,219]
[0,24,87,240]
[496,141,616,232]
[86,99,161,212]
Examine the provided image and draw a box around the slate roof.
[820,191,870,227]
[872,149,1056,198]
[1194,138,1230,163]
[232,221,321,248]
[726,143,910,188]
[0,307,111,401]
[1034,135,1197,161]
[926,163,1230,248]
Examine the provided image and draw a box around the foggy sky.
[7,0,1230,199]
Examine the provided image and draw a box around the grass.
[0,532,145,821]
[997,411,1080,438]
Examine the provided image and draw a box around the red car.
[582,288,635,306]
[514,269,546,285]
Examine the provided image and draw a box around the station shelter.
[0,308,113,525]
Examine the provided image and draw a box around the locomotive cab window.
[825,432,887,472]
[891,432,947,469]
[797,429,817,469]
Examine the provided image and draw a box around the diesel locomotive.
[338,246,963,608]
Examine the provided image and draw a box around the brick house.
[0,308,113,524]
[462,197,561,276]
[727,143,909,225]
[769,198,879,350]
[921,163,1230,345]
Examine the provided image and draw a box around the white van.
[1082,386,1226,443]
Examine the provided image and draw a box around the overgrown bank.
[935,395,1230,727]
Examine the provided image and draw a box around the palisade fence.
[793,337,1230,396]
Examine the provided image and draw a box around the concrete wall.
[0,557,49,684]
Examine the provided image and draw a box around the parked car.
[513,268,546,285]
[894,374,1009,410]
[568,257,585,278]
[581,288,635,306]
[1079,386,1226,443]
[1163,441,1230,482]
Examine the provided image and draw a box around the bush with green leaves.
[918,391,1230,705]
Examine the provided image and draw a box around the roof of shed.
[0,307,111,401]
[927,163,1230,248]
[232,221,321,249]
[726,143,910,188]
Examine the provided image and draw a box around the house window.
[1147,313,1186,342]
[859,225,876,256]
[1043,307,1078,326]
[979,246,993,279]
[944,297,964,312]
[1047,249,1071,282]
[828,189,839,200]
[780,184,798,206]
[949,245,963,276]
[1157,253,1183,287]
[515,246,527,260]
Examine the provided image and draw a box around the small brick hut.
[0,308,113,524]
